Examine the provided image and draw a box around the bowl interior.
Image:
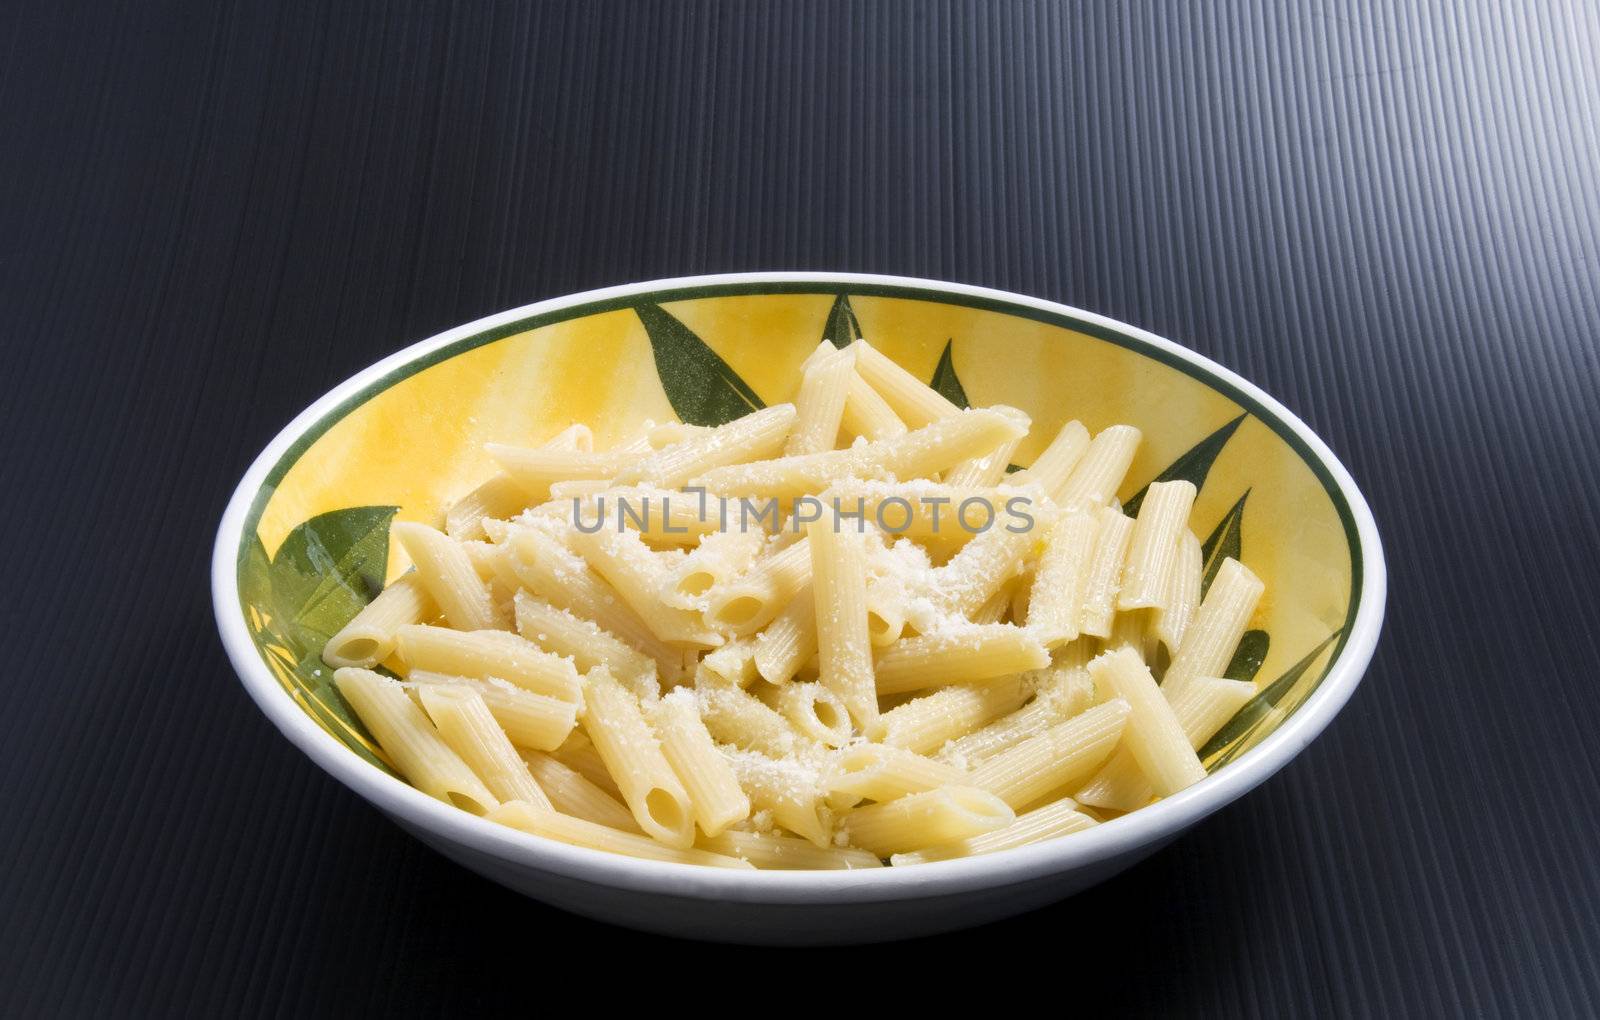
[233,281,1362,784]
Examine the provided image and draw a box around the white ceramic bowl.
[213,272,1385,944]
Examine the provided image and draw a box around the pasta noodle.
[318,337,1267,867]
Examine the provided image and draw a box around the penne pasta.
[333,668,497,813]
[395,624,582,703]
[1078,506,1136,638]
[891,797,1098,865]
[1056,424,1141,510]
[1005,419,1090,497]
[850,339,961,428]
[873,624,1050,696]
[696,678,802,757]
[407,671,577,750]
[1024,510,1099,647]
[704,537,810,635]
[785,342,857,455]
[690,408,1028,498]
[614,404,798,489]
[568,527,722,647]
[699,829,883,870]
[513,591,656,690]
[1118,480,1198,610]
[842,786,1015,856]
[1088,648,1206,796]
[314,338,1267,867]
[807,521,879,726]
[649,690,750,837]
[322,571,435,668]
[1152,529,1203,652]
[1075,676,1256,811]
[968,699,1131,808]
[725,750,833,848]
[840,372,908,441]
[415,685,551,807]
[823,743,968,808]
[499,526,687,679]
[869,676,1030,753]
[393,521,499,632]
[580,668,696,848]
[768,681,854,748]
[519,750,641,831]
[1160,557,1264,699]
[488,800,753,868]
[752,581,817,684]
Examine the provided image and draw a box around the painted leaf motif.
[1200,629,1343,764]
[928,339,971,409]
[637,303,764,426]
[269,505,398,654]
[238,534,274,629]
[1200,490,1249,595]
[285,647,393,772]
[1223,629,1270,682]
[821,293,863,348]
[1123,413,1246,518]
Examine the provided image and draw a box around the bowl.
[212,272,1385,944]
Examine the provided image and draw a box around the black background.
[4,1,1598,1014]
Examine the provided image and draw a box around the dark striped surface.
[3,0,1598,1013]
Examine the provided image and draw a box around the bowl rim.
[212,271,1386,903]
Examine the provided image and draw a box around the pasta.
[321,338,1268,868]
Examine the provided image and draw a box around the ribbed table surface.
[3,1,1598,1014]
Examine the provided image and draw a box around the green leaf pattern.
[239,506,401,773]
[636,303,765,426]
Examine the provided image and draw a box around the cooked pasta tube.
[842,786,1014,856]
[612,403,797,489]
[323,571,435,668]
[850,339,962,428]
[823,743,968,808]
[968,699,1131,808]
[1119,480,1197,610]
[1152,529,1203,651]
[513,592,656,689]
[580,669,696,848]
[415,685,551,807]
[725,750,833,848]
[785,342,857,455]
[1161,557,1264,699]
[873,624,1050,696]
[648,690,750,837]
[869,676,1030,753]
[395,624,582,703]
[1089,648,1205,796]
[488,801,753,868]
[891,797,1098,865]
[333,668,496,813]
[1005,419,1090,497]
[407,671,577,751]
[703,536,811,635]
[518,750,641,832]
[1075,675,1257,811]
[807,521,878,726]
[840,372,908,441]
[568,528,722,647]
[393,521,498,632]
[752,581,817,684]
[1025,510,1099,647]
[1056,424,1141,509]
[1078,506,1135,638]
[699,829,883,869]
